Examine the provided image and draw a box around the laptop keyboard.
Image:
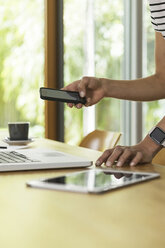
[0,151,40,163]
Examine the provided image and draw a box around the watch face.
[150,127,165,144]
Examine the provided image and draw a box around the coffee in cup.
[8,122,30,140]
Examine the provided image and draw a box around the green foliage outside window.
[0,0,44,137]
[95,0,123,131]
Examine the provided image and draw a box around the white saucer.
[3,137,34,146]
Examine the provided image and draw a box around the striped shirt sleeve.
[148,0,165,38]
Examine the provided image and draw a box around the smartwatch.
[149,126,165,147]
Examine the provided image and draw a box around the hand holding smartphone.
[40,87,86,104]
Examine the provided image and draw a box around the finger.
[116,148,132,167]
[124,173,132,178]
[95,149,113,166]
[75,104,83,109]
[85,97,91,107]
[67,103,74,108]
[105,146,123,167]
[78,77,89,97]
[113,173,124,179]
[63,80,81,91]
[61,86,69,91]
[130,152,143,166]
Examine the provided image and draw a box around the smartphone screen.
[40,88,86,104]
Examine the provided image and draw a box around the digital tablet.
[26,169,160,194]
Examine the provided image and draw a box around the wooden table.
[0,138,165,248]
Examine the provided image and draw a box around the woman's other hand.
[95,136,161,167]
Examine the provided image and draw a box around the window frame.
[122,0,143,146]
[44,0,64,141]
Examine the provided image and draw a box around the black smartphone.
[40,87,86,104]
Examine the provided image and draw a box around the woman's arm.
[63,32,165,107]
[101,32,165,101]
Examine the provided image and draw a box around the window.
[95,0,123,132]
[64,0,123,145]
[0,0,45,139]
[1,1,161,145]
[143,0,165,135]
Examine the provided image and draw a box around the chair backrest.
[152,148,165,165]
[79,129,122,152]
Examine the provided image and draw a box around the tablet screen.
[27,169,160,194]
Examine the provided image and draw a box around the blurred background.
[0,0,164,145]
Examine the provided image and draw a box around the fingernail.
[130,162,135,166]
[117,162,122,167]
[76,104,81,109]
[95,160,101,166]
[80,91,85,97]
[87,98,91,103]
[106,161,112,167]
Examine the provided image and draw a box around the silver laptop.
[0,148,92,172]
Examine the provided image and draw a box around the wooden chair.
[79,129,122,152]
[152,148,165,165]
